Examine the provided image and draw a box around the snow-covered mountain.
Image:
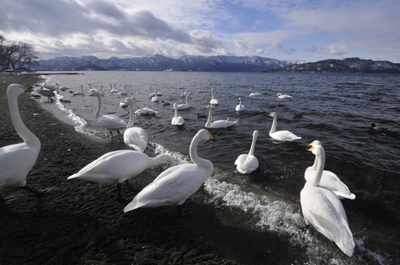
[35,55,400,73]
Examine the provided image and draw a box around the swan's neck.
[151,154,175,167]
[269,115,277,134]
[309,149,325,186]
[205,108,212,126]
[95,95,102,118]
[248,134,257,155]
[211,90,214,99]
[8,90,40,145]
[185,95,189,104]
[127,101,135,128]
[174,106,179,118]
[190,136,212,168]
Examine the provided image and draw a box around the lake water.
[35,71,400,264]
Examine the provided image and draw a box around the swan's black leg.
[109,131,114,137]
[116,183,131,203]
[177,199,195,217]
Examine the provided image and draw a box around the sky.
[1,0,400,62]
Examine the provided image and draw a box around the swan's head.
[197,129,215,142]
[308,144,324,156]
[173,103,177,108]
[268,112,276,118]
[276,93,281,96]
[309,140,322,147]
[253,130,258,138]
[7,84,31,96]
[238,97,242,101]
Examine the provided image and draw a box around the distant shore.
[0,74,305,264]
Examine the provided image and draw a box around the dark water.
[37,71,400,264]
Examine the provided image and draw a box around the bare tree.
[0,35,40,71]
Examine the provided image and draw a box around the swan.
[0,84,43,199]
[235,97,245,112]
[123,97,148,152]
[36,85,56,102]
[110,83,119,94]
[124,129,215,216]
[172,95,191,110]
[116,85,129,97]
[268,112,301,141]
[89,84,104,96]
[210,88,218,105]
[179,86,190,98]
[205,106,238,128]
[249,89,262,97]
[234,130,259,174]
[43,82,59,91]
[90,91,127,136]
[305,140,355,200]
[132,97,158,115]
[68,150,177,202]
[300,144,355,257]
[276,93,292,99]
[149,86,162,98]
[151,89,161,102]
[171,103,185,126]
[73,85,84,96]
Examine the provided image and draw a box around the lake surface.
[35,71,400,264]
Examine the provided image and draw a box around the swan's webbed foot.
[177,199,195,217]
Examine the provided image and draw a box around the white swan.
[89,84,104,96]
[68,150,176,202]
[73,85,84,96]
[179,86,190,98]
[171,103,185,126]
[305,140,355,200]
[151,89,161,102]
[110,83,119,94]
[276,93,292,99]
[43,82,59,91]
[205,106,238,128]
[234,130,259,174]
[132,97,158,115]
[268,112,301,141]
[90,91,127,136]
[0,84,42,199]
[124,129,215,216]
[249,89,262,97]
[123,97,148,152]
[149,86,162,98]
[209,88,218,105]
[116,85,129,97]
[300,144,355,257]
[235,97,245,112]
[172,95,190,110]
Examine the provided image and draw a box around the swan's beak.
[209,133,215,141]
[268,113,272,117]
[89,92,95,96]
[308,141,314,146]
[307,146,314,152]
[22,85,31,92]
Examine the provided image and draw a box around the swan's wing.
[320,171,356,200]
[301,185,354,257]
[98,115,127,129]
[271,130,301,141]
[124,127,148,152]
[124,165,210,212]
[235,155,259,174]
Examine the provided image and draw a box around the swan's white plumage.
[235,97,245,112]
[210,88,218,105]
[123,97,148,152]
[90,91,127,136]
[300,144,354,257]
[268,112,301,141]
[68,150,176,184]
[0,84,41,191]
[249,89,262,97]
[235,130,259,174]
[171,103,185,126]
[205,106,238,128]
[131,97,158,115]
[173,95,190,110]
[73,85,85,96]
[305,140,355,200]
[276,93,292,99]
[124,129,214,214]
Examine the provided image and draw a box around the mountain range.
[34,55,400,73]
